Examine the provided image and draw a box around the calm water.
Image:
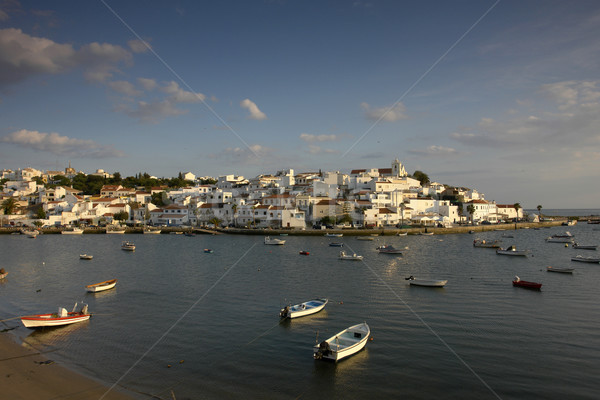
[1,225,600,400]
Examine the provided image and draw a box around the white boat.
[377,245,403,254]
[325,233,343,237]
[546,266,574,274]
[121,241,136,251]
[86,279,117,293]
[313,322,370,361]
[61,227,84,234]
[0,268,7,279]
[552,231,574,238]
[280,298,328,319]
[79,254,93,260]
[419,232,434,235]
[397,232,408,236]
[573,243,597,250]
[21,303,90,328]
[339,251,363,261]
[571,255,600,263]
[22,229,39,238]
[405,276,448,287]
[473,239,501,248]
[143,227,161,234]
[106,227,126,234]
[264,236,286,245]
[356,236,374,241]
[496,246,528,256]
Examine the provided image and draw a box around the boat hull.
[409,279,447,287]
[21,313,91,328]
[571,257,600,263]
[86,279,117,293]
[547,267,574,274]
[313,322,370,362]
[496,249,528,256]
[281,299,328,319]
[512,280,542,290]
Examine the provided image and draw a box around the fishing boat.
[496,246,528,256]
[86,279,117,293]
[106,227,126,234]
[22,229,39,238]
[328,242,344,247]
[299,250,310,255]
[325,233,343,237]
[473,239,501,248]
[339,251,363,261]
[79,254,93,260]
[280,298,328,319]
[21,303,90,328]
[0,268,7,279]
[313,322,370,361]
[264,236,286,245]
[571,255,600,263]
[512,276,542,290]
[405,276,447,287]
[573,243,597,250]
[61,227,83,235]
[143,227,161,234]
[546,266,574,274]
[377,245,403,254]
[204,249,214,253]
[121,241,136,251]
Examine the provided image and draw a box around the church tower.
[392,158,407,178]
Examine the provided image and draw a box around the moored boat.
[21,303,90,328]
[571,255,600,263]
[204,249,214,253]
[496,246,528,256]
[325,233,343,237]
[299,250,310,255]
[329,242,344,247]
[512,276,542,290]
[545,236,573,243]
[61,227,83,235]
[280,298,328,319]
[264,236,286,245]
[339,251,363,261]
[573,243,597,250]
[377,245,403,254]
[473,239,501,248]
[356,236,374,241]
[143,227,161,234]
[79,254,93,260]
[0,268,7,279]
[86,279,117,293]
[106,227,126,234]
[547,266,574,274]
[405,276,447,287]
[313,322,370,361]
[121,241,136,251]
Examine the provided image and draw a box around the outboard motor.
[280,306,290,318]
[314,341,331,359]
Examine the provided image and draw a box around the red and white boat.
[21,303,90,328]
[512,276,542,290]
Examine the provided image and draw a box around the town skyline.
[1,1,600,208]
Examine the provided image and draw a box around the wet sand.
[0,332,141,400]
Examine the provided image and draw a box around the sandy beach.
[0,332,141,400]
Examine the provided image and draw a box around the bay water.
[1,224,599,399]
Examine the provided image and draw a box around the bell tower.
[392,158,406,178]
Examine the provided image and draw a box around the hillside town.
[0,159,529,230]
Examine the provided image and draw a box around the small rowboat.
[339,251,363,261]
[573,243,597,250]
[405,276,447,287]
[21,303,90,328]
[547,266,574,274]
[496,246,528,256]
[121,241,136,251]
[79,254,93,260]
[329,242,344,247]
[299,250,310,255]
[280,298,328,319]
[571,255,600,263]
[313,322,370,361]
[512,276,542,290]
[86,279,117,293]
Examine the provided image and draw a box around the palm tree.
[209,217,222,228]
[1,197,17,215]
[457,205,464,225]
[231,204,238,227]
[466,204,476,225]
[400,203,406,227]
[513,203,521,223]
[537,205,543,218]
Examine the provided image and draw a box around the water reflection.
[23,321,91,348]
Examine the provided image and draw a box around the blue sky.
[1,0,600,208]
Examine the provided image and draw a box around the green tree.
[513,203,521,222]
[1,197,17,215]
[33,220,44,228]
[209,217,222,228]
[113,210,129,223]
[412,170,430,186]
[35,207,46,219]
[466,204,476,225]
[337,213,353,225]
[319,216,334,226]
[151,192,167,206]
[537,205,543,217]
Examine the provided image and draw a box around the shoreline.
[0,331,143,400]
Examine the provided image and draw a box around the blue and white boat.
[279,298,328,319]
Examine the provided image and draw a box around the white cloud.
[361,102,408,122]
[308,145,339,155]
[240,98,267,120]
[137,77,157,91]
[299,133,340,142]
[0,28,132,88]
[128,39,150,53]
[408,145,459,156]
[209,144,276,164]
[108,80,142,97]
[162,81,205,103]
[1,129,125,158]
[122,100,188,124]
